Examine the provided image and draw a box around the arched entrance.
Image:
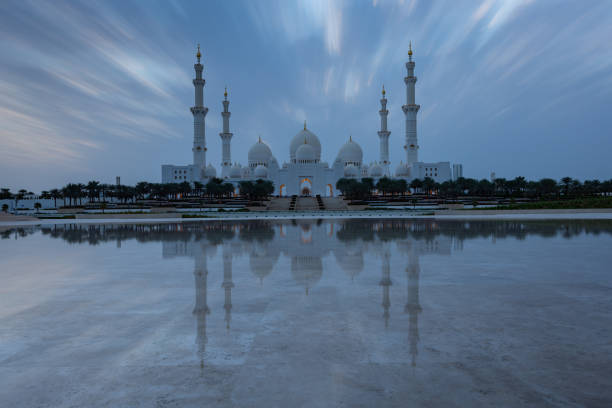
[279,184,286,197]
[300,178,312,196]
[327,184,333,197]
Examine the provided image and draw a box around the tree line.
[1,178,274,208]
[335,176,612,200]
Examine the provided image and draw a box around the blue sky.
[1,0,611,192]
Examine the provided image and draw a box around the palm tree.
[76,183,86,205]
[85,181,100,203]
[1,204,8,212]
[410,178,423,194]
[570,179,582,197]
[15,189,27,208]
[561,177,573,198]
[375,177,392,196]
[135,182,150,200]
[512,176,527,197]
[0,188,12,199]
[61,185,72,206]
[494,178,507,197]
[538,178,558,199]
[178,181,192,198]
[361,178,374,197]
[50,189,61,208]
[193,181,204,197]
[422,177,435,195]
[34,202,42,214]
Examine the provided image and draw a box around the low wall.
[75,213,182,219]
[436,208,612,215]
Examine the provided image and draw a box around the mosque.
[162,44,463,196]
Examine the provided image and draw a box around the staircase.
[289,195,297,211]
[295,196,319,211]
[316,194,325,210]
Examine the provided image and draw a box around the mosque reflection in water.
[27,218,610,369]
[160,219,440,368]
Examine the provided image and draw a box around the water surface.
[1,219,612,407]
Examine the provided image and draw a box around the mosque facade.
[162,44,462,196]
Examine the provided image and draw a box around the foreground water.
[1,219,612,407]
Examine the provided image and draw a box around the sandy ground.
[0,213,38,222]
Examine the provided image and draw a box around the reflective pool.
[1,219,612,407]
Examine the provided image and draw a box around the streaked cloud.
[0,0,611,191]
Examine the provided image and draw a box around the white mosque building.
[162,44,462,196]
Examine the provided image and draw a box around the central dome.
[295,142,317,162]
[290,126,321,162]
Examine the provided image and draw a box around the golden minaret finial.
[382,84,386,96]
[408,41,413,56]
[258,135,262,143]
[349,135,352,142]
[304,120,307,130]
[224,86,227,99]
[196,43,201,61]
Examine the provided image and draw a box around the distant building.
[453,164,463,180]
[162,43,463,195]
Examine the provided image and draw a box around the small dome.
[248,138,273,164]
[369,163,383,177]
[229,163,242,178]
[344,164,358,178]
[395,162,409,177]
[204,164,217,178]
[291,256,323,294]
[290,128,321,162]
[254,165,268,178]
[295,142,317,162]
[337,137,363,165]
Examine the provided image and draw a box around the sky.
[1,0,611,192]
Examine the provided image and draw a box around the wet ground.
[1,219,612,407]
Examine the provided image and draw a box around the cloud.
[247,0,344,55]
[1,0,611,190]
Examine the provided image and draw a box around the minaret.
[378,85,391,175]
[191,44,208,180]
[193,248,210,368]
[379,250,392,328]
[402,42,420,166]
[405,253,422,367]
[220,87,233,178]
[221,245,234,330]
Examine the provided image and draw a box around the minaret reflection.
[221,244,234,330]
[379,250,392,328]
[405,252,422,367]
[193,245,210,368]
